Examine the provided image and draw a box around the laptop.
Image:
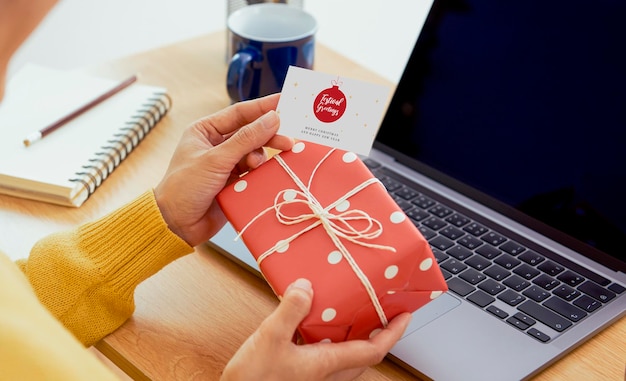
[208,0,626,379]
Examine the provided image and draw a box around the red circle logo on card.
[313,81,347,123]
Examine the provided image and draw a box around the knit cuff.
[76,190,193,299]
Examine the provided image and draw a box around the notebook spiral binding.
[69,92,171,199]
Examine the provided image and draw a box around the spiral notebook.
[0,64,171,207]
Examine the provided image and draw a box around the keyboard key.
[513,312,536,326]
[523,286,550,302]
[447,277,475,296]
[460,268,486,285]
[538,261,565,276]
[527,328,551,343]
[608,283,626,294]
[392,197,413,211]
[476,244,501,259]
[465,255,491,271]
[533,274,560,291]
[553,285,581,301]
[507,316,531,330]
[518,250,545,266]
[518,300,572,332]
[573,295,602,313]
[406,208,430,222]
[556,270,584,286]
[431,248,449,263]
[417,225,437,240]
[422,216,447,231]
[481,232,507,246]
[445,213,470,227]
[458,235,484,250]
[430,235,455,251]
[440,226,465,240]
[484,264,511,281]
[578,280,616,303]
[440,259,467,274]
[379,176,402,191]
[428,204,453,218]
[543,296,587,322]
[463,222,488,236]
[487,305,509,319]
[446,245,473,260]
[412,195,436,209]
[513,263,541,280]
[494,253,521,270]
[500,241,526,255]
[394,186,419,200]
[503,275,531,292]
[467,290,495,307]
[478,278,505,295]
[498,289,526,306]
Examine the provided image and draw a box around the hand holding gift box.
[217,140,448,343]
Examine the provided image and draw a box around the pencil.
[23,74,138,147]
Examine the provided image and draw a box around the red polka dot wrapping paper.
[216,141,448,343]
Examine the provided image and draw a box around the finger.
[244,147,268,169]
[261,278,313,341]
[215,110,281,169]
[322,312,412,371]
[266,134,295,152]
[201,94,281,140]
[244,135,295,169]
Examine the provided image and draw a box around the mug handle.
[226,48,259,102]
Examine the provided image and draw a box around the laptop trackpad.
[401,292,461,338]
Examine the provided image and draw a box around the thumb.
[264,278,314,341]
[218,110,280,166]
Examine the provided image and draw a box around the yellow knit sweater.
[0,191,192,380]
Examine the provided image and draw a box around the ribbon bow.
[236,148,396,328]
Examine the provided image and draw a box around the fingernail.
[289,278,312,293]
[259,110,279,129]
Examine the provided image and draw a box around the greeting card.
[276,66,391,156]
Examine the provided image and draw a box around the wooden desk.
[1,31,624,381]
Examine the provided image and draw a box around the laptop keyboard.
[363,158,625,343]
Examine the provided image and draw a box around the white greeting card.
[276,66,391,156]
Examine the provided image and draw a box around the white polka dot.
[319,338,332,344]
[390,211,406,224]
[387,290,396,295]
[384,265,399,279]
[275,240,289,253]
[369,328,382,339]
[327,250,342,264]
[430,290,443,299]
[234,180,247,192]
[321,308,337,322]
[419,257,433,271]
[335,200,350,212]
[283,189,297,201]
[292,142,305,153]
[342,152,357,163]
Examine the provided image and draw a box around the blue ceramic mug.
[226,3,317,103]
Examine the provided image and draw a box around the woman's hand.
[221,278,412,381]
[154,94,293,246]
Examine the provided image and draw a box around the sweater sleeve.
[17,190,193,347]
[0,253,119,381]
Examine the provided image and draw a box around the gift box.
[216,140,448,343]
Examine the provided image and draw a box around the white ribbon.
[235,148,396,328]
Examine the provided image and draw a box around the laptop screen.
[376,0,626,269]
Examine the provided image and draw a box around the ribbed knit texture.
[15,190,193,346]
